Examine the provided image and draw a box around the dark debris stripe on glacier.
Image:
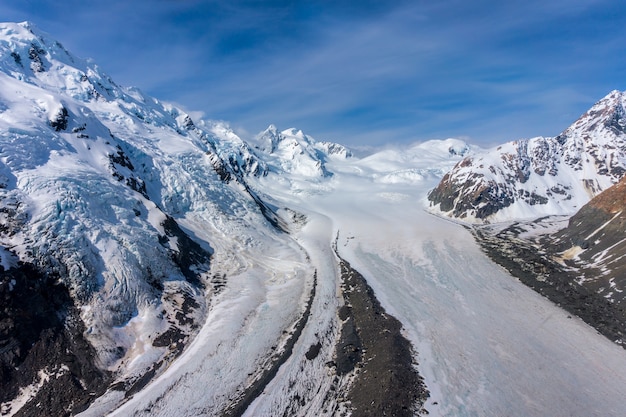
[333,254,429,417]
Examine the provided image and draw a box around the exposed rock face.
[552,175,626,308]
[0,261,110,417]
[429,90,626,222]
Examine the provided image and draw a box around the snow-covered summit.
[254,124,350,178]
[428,90,626,222]
[0,21,124,101]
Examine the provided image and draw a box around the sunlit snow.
[2,21,626,417]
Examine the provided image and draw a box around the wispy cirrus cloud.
[1,0,624,146]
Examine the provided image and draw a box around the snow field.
[255,153,626,417]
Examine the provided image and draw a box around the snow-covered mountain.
[0,21,304,415]
[428,90,626,222]
[4,21,626,417]
[254,124,351,178]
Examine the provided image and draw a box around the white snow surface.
[0,21,296,393]
[245,154,626,417]
[2,21,626,417]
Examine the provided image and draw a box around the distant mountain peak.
[254,125,352,179]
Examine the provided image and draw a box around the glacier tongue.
[241,150,626,417]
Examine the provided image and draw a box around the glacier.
[1,21,626,417]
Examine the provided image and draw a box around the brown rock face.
[586,175,626,213]
[553,176,626,305]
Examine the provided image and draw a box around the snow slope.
[0,21,312,415]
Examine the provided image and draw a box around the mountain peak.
[1,21,77,65]
[256,124,281,153]
[560,89,625,137]
[265,123,278,134]
[256,126,313,153]
[0,21,125,103]
[428,89,626,222]
[1,21,38,37]
[283,127,306,138]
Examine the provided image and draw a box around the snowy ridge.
[428,90,626,222]
[0,21,308,415]
[255,125,350,179]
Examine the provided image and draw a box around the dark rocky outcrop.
[334,256,429,416]
[49,106,69,132]
[0,261,110,416]
[28,42,46,73]
[552,176,626,310]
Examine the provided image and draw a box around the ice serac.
[428,90,626,222]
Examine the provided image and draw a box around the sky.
[1,0,625,147]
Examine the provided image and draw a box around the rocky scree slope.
[428,90,626,222]
[552,175,626,311]
[430,89,626,349]
[472,175,626,347]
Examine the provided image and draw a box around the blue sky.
[1,0,625,147]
